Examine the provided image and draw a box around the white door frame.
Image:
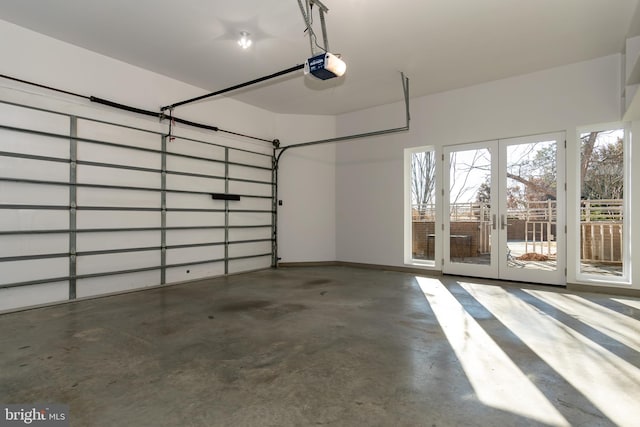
[443,132,566,285]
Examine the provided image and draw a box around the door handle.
[501,214,506,230]
[492,214,497,230]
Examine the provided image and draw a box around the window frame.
[404,145,440,268]
[573,122,631,286]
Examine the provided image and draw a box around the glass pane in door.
[449,148,492,264]
[505,140,558,271]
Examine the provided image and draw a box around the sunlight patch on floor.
[461,282,640,427]
[612,297,640,311]
[416,277,570,427]
[524,290,640,353]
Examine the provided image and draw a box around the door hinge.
[442,153,445,161]
[564,267,567,276]
[441,189,444,196]
[565,225,567,234]
[441,223,444,231]
[564,140,567,148]
[441,258,445,266]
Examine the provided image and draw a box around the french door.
[443,133,565,285]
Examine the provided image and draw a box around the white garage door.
[0,100,275,311]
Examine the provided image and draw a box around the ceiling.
[1,0,639,115]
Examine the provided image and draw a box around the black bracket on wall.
[211,193,241,201]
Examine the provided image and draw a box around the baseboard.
[277,261,339,268]
[277,260,442,276]
[567,283,640,298]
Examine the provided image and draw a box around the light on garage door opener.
[304,52,346,80]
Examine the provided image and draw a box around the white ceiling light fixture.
[238,31,252,50]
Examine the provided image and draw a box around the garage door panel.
[0,234,68,258]
[167,138,225,160]
[0,258,68,285]
[78,164,159,188]
[0,129,69,159]
[229,241,272,258]
[166,229,225,246]
[78,141,161,169]
[0,103,69,134]
[166,246,225,265]
[166,155,225,177]
[77,211,160,229]
[0,282,69,312]
[76,271,161,298]
[166,211,224,228]
[228,180,271,197]
[0,210,68,231]
[0,182,68,206]
[77,119,160,150]
[166,192,223,210]
[229,164,272,182]
[228,256,271,274]
[229,212,271,227]
[228,150,272,169]
[229,227,272,241]
[166,174,224,193]
[165,262,225,283]
[77,250,159,275]
[0,157,68,181]
[231,197,272,211]
[77,230,159,252]
[77,187,160,208]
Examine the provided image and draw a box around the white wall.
[276,115,336,262]
[335,55,628,287]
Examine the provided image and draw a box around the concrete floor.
[1,266,639,426]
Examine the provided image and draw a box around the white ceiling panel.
[0,0,638,114]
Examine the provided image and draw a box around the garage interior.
[1,1,640,426]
